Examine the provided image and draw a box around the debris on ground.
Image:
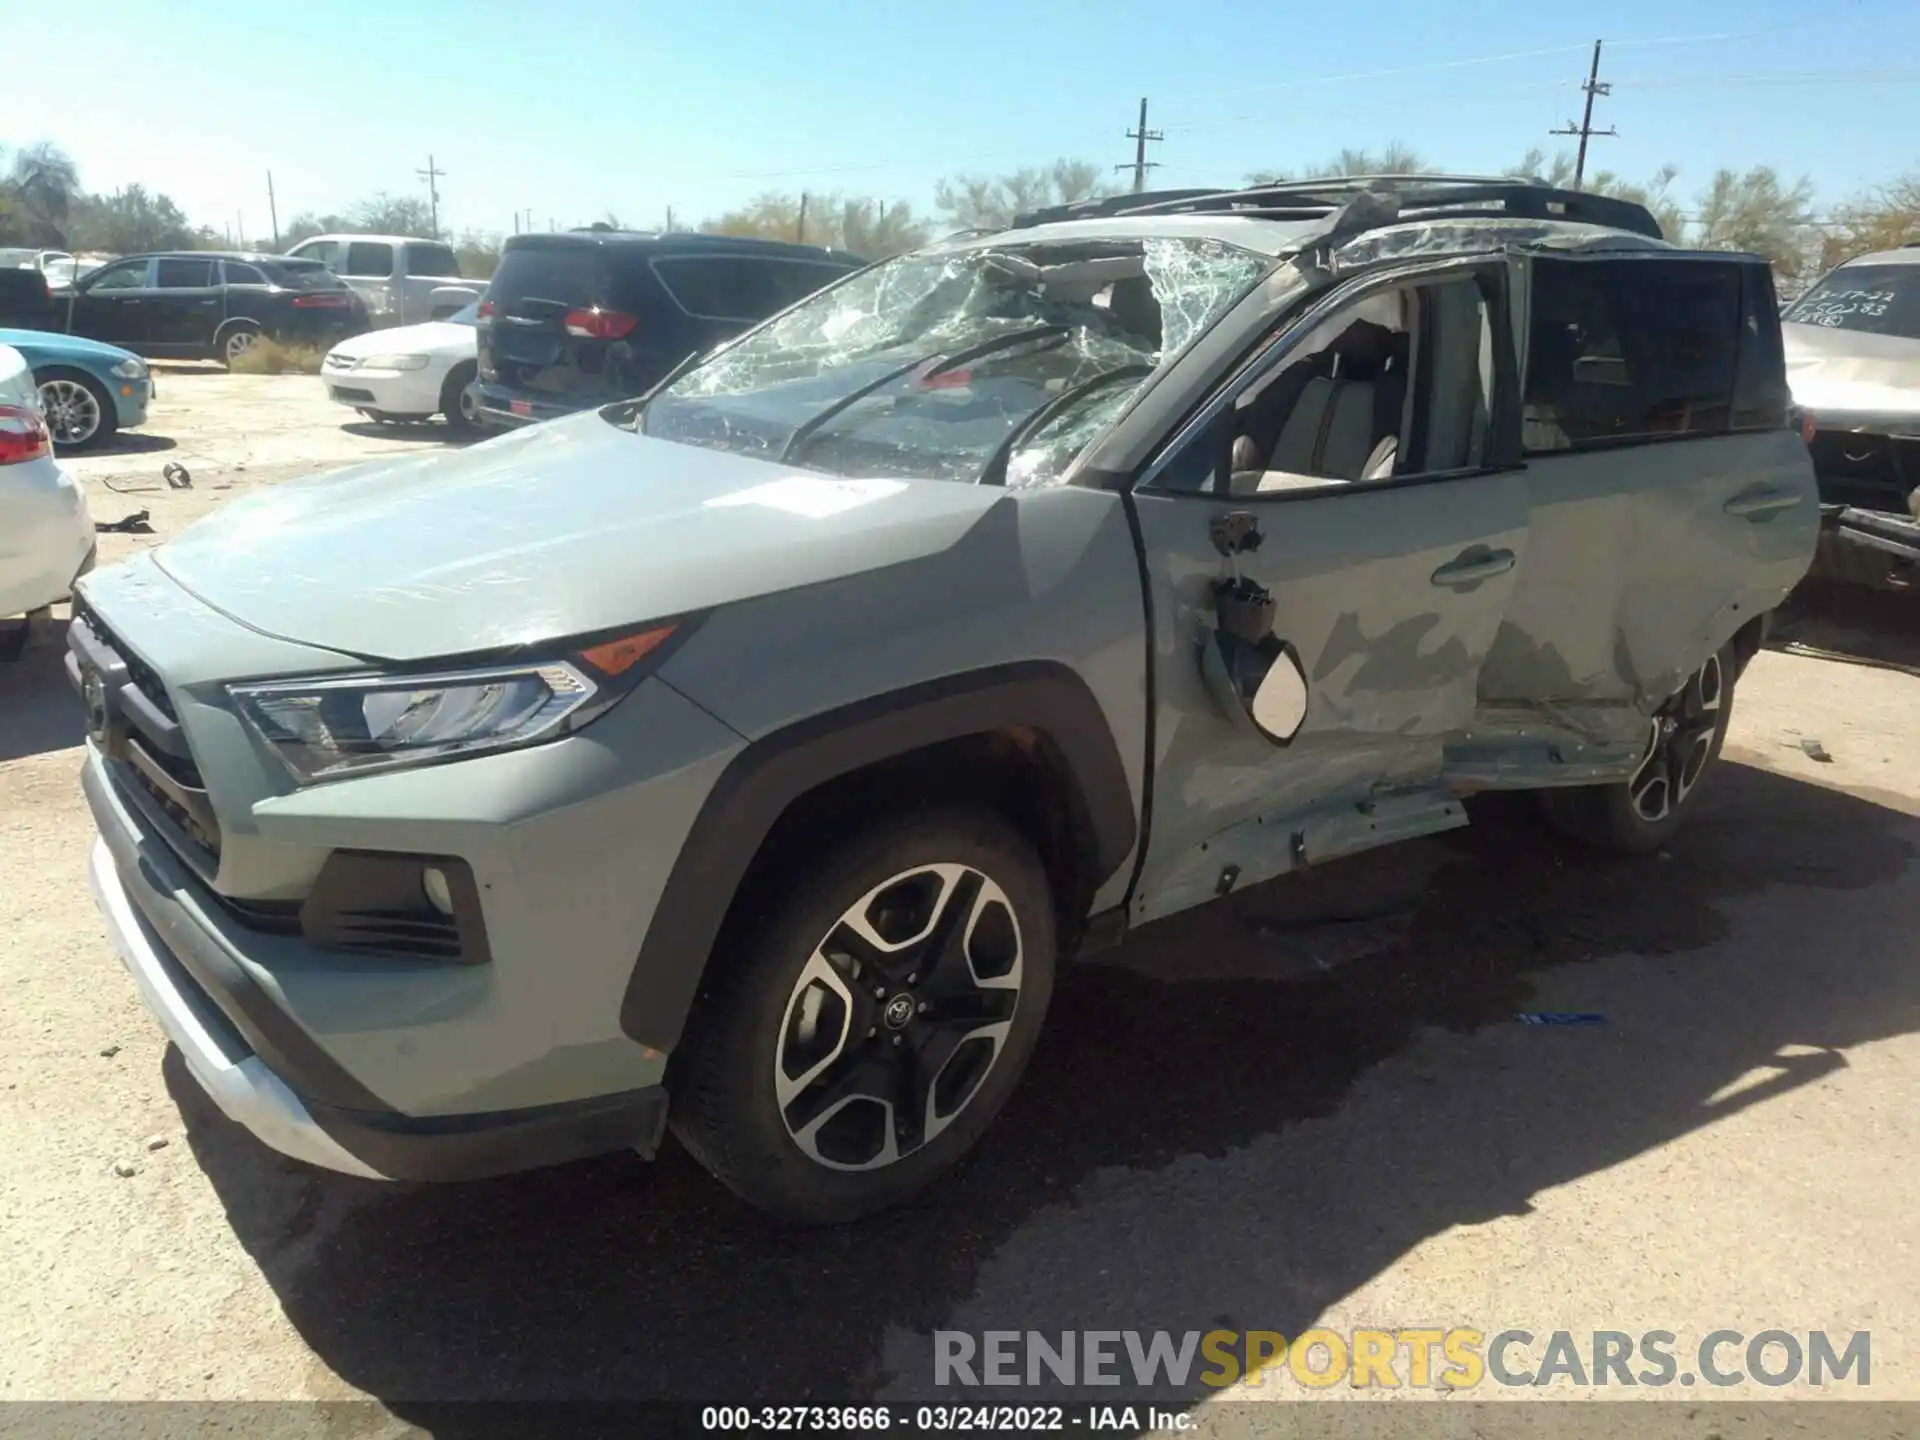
[145,1136,168,1152]
[1799,737,1835,763]
[111,1162,137,1178]
[162,462,193,489]
[96,510,153,535]
[98,1045,120,1059]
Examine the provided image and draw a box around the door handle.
[1430,548,1516,587]
[1724,488,1803,519]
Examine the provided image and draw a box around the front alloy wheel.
[775,864,1022,1171]
[671,808,1056,1224]
[38,375,105,449]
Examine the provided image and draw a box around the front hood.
[1783,321,1920,424]
[151,412,1005,663]
[327,319,474,360]
[0,326,138,367]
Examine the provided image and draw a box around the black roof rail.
[1009,174,1664,242]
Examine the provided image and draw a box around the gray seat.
[1232,375,1392,494]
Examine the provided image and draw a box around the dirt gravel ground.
[1,372,1916,1434]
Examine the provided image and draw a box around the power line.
[1550,39,1616,190]
[1116,97,1164,194]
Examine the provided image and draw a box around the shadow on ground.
[1773,578,1920,674]
[170,762,1919,1423]
[0,618,79,762]
[340,421,479,447]
[65,431,178,458]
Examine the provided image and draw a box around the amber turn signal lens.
[579,625,676,676]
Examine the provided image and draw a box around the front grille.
[324,909,464,960]
[71,601,220,863]
[322,353,355,371]
[1809,429,1920,514]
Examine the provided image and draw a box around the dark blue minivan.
[471,229,862,429]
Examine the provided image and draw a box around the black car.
[51,252,369,366]
[472,230,863,428]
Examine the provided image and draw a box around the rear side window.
[261,261,348,291]
[1523,256,1742,453]
[344,242,394,277]
[404,244,461,278]
[1783,263,1920,340]
[1731,263,1790,431]
[155,258,215,288]
[223,261,268,286]
[651,256,842,321]
[293,240,340,269]
[490,244,606,310]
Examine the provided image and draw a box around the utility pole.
[417,154,446,238]
[1550,39,1616,191]
[665,205,676,233]
[1115,97,1164,194]
[796,192,808,245]
[235,212,245,249]
[266,171,279,249]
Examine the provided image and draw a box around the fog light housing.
[422,866,455,916]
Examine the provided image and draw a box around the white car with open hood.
[0,341,94,624]
[320,301,481,437]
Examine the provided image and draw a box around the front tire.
[1539,645,1735,853]
[439,361,481,438]
[670,808,1056,1224]
[36,368,116,451]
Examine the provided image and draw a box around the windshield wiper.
[976,364,1155,487]
[780,324,1073,466]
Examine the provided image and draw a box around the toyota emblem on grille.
[81,668,109,744]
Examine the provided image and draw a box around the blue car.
[0,327,152,453]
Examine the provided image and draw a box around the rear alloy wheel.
[1540,646,1734,853]
[220,325,260,366]
[671,809,1056,1224]
[37,370,115,451]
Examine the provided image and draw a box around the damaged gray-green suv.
[73,178,1818,1223]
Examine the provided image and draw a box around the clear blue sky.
[10,0,1918,243]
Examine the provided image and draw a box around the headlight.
[358,353,430,371]
[229,624,685,784]
[110,357,146,379]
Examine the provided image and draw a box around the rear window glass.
[405,244,461,278]
[490,245,606,310]
[1784,264,1920,341]
[155,258,215,288]
[223,261,268,286]
[344,242,394,277]
[652,256,847,321]
[1524,257,1742,453]
[262,261,346,291]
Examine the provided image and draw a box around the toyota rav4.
[71,177,1819,1223]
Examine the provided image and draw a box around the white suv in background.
[0,341,94,625]
[284,234,487,328]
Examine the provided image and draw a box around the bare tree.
[1692,166,1817,279]
[1817,170,1920,270]
[933,159,1112,230]
[0,141,82,245]
[1249,144,1433,186]
[700,191,930,257]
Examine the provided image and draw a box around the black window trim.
[1132,255,1523,504]
[646,253,858,323]
[1518,247,1776,460]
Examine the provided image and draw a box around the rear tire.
[217,322,261,368]
[670,807,1056,1225]
[1539,645,1736,853]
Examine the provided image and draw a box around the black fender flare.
[620,661,1137,1054]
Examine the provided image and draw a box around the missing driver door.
[1125,259,1530,924]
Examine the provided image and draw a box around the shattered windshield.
[637,236,1268,486]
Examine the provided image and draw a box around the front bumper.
[85,757,672,1179]
[321,361,443,417]
[111,376,151,431]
